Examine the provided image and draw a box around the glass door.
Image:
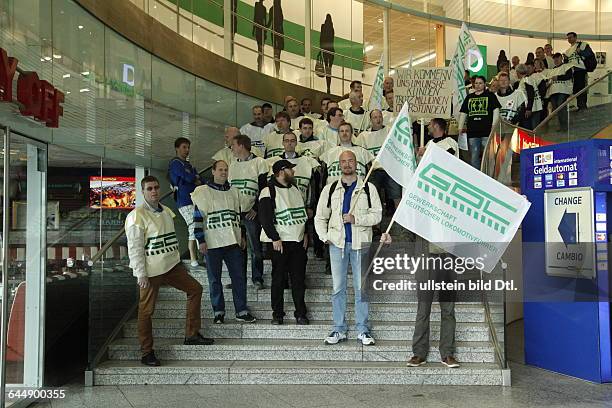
[0,129,47,407]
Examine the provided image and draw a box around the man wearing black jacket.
[258,160,309,325]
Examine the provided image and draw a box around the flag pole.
[420,118,425,147]
[346,159,378,215]
[362,198,402,277]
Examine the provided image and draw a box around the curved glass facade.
[125,0,612,100]
[0,0,284,171]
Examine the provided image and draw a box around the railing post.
[383,8,390,76]
[223,0,233,60]
[304,0,312,88]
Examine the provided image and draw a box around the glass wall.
[0,0,285,396]
[127,0,612,98]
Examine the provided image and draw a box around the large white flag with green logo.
[375,102,416,187]
[368,56,385,111]
[449,23,480,118]
[394,143,530,272]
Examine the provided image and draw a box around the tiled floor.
[27,321,612,408]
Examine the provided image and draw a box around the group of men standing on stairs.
[125,95,461,370]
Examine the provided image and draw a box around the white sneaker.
[324,331,347,345]
[358,332,376,346]
[190,260,199,267]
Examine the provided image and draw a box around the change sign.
[544,187,595,279]
[394,67,452,119]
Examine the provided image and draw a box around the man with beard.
[259,160,309,325]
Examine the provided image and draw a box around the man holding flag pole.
[350,95,529,367]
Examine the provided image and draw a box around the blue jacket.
[169,157,198,207]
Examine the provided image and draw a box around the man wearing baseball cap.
[258,159,309,325]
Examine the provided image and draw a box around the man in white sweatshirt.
[125,176,214,367]
[315,151,382,346]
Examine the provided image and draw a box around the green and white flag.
[375,102,416,188]
[368,55,385,111]
[449,23,480,118]
[394,143,530,272]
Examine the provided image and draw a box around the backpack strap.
[267,180,277,224]
[326,180,339,208]
[363,182,372,208]
[326,180,371,208]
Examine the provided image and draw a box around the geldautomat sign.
[0,47,64,128]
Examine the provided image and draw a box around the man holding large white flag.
[391,142,529,369]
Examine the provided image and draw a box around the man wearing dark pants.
[407,253,459,368]
[258,160,309,325]
[126,176,214,367]
[191,160,256,324]
[228,134,269,289]
[565,32,589,110]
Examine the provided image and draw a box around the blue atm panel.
[521,139,612,383]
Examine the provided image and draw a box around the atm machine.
[521,139,612,382]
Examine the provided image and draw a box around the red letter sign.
[0,48,18,102]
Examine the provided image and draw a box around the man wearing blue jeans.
[315,150,382,346]
[191,160,256,324]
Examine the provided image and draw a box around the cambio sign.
[0,47,65,128]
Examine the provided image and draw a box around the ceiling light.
[78,25,84,29]
[53,54,62,59]
[402,52,436,67]
[62,74,71,78]
[81,71,90,76]
[377,18,383,23]
[410,37,416,41]
[40,58,45,62]
[79,88,90,93]
[389,69,396,75]
[365,44,374,52]
[66,91,71,95]
[43,56,52,61]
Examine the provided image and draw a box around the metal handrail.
[89,163,214,264]
[480,263,507,369]
[534,70,612,133]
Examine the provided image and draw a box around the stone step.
[152,300,503,323]
[107,338,495,363]
[94,359,505,385]
[156,285,485,303]
[121,319,498,342]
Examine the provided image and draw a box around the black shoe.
[224,283,233,289]
[236,313,256,323]
[214,315,224,324]
[184,332,215,345]
[271,317,283,325]
[314,249,324,259]
[296,316,310,325]
[141,351,161,367]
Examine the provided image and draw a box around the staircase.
[93,253,508,386]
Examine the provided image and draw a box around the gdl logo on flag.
[416,163,519,235]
